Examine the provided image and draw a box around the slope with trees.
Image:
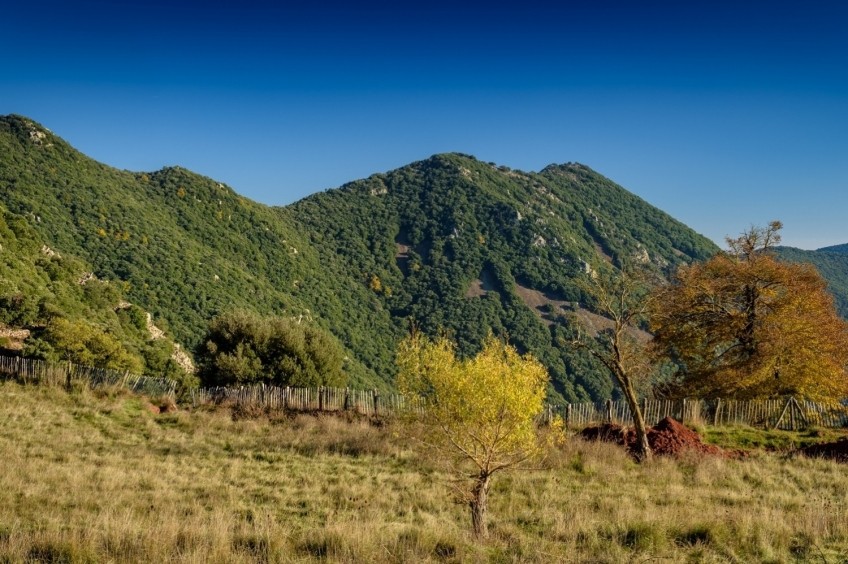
[0,202,192,383]
[775,244,848,318]
[290,154,718,401]
[1,115,720,398]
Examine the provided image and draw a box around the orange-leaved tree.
[650,222,848,403]
[396,332,556,539]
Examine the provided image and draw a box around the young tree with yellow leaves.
[650,222,848,403]
[396,332,554,539]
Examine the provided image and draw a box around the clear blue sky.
[3,0,846,249]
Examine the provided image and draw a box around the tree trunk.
[621,378,652,462]
[469,473,491,539]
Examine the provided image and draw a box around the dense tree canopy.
[650,223,848,403]
[198,310,347,388]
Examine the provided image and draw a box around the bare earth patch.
[798,437,848,462]
[580,417,726,458]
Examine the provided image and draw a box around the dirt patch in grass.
[649,417,725,458]
[580,417,727,459]
[798,437,848,462]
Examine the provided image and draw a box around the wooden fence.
[191,384,847,431]
[0,355,176,397]
[191,384,426,417]
[3,352,846,430]
[556,397,848,431]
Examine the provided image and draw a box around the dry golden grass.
[1,380,847,562]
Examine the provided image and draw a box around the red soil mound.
[798,438,848,463]
[580,417,724,458]
[648,417,724,457]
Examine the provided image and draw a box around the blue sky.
[3,0,846,249]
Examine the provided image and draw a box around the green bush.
[198,310,346,388]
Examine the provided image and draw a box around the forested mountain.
[775,245,848,318]
[1,114,722,401]
[290,154,718,400]
[817,243,848,255]
[0,201,191,383]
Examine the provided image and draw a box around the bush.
[197,310,346,388]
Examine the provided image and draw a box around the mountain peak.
[0,114,56,148]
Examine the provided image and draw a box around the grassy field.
[1,381,847,562]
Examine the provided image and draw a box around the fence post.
[791,397,809,429]
[373,389,379,416]
[284,386,290,410]
[565,404,572,428]
[605,399,613,424]
[714,398,721,426]
[318,386,324,412]
[344,387,351,411]
[681,398,687,425]
[774,397,792,430]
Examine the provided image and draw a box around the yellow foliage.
[397,333,550,474]
[368,274,382,293]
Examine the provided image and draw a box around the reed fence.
[0,355,176,397]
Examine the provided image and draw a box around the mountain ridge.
[0,114,725,401]
[774,245,848,318]
[818,243,848,254]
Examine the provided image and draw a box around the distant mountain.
[775,245,848,318]
[1,114,720,401]
[818,243,848,255]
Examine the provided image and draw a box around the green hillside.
[290,154,718,401]
[775,246,848,318]
[1,115,720,400]
[818,243,848,255]
[0,115,388,387]
[0,201,190,382]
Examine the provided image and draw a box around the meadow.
[1,381,847,563]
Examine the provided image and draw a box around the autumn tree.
[570,267,656,461]
[650,222,848,403]
[396,332,555,539]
